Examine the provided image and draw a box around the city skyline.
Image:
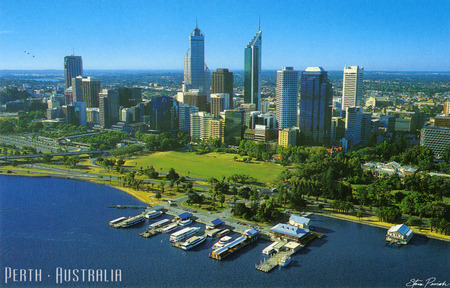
[1,0,449,71]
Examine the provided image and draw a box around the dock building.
[269,224,311,243]
[210,228,260,260]
[174,212,193,221]
[386,224,413,244]
[206,218,224,230]
[288,215,311,229]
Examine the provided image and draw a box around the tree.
[155,191,162,200]
[166,168,179,181]
[219,194,226,208]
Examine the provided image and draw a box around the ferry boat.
[178,219,192,226]
[215,229,230,238]
[145,210,162,219]
[161,223,179,233]
[278,255,292,267]
[170,227,200,243]
[212,236,232,250]
[109,216,126,227]
[122,214,145,228]
[181,235,207,250]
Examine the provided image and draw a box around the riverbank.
[2,167,450,243]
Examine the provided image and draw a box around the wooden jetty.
[139,228,159,238]
[108,205,149,209]
[255,251,294,273]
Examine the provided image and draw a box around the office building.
[190,111,214,140]
[221,109,245,145]
[179,103,199,132]
[443,100,450,115]
[210,93,230,117]
[211,69,234,107]
[254,124,270,142]
[345,107,363,147]
[276,67,299,129]
[299,67,332,145]
[81,77,101,108]
[432,115,450,128]
[64,55,83,89]
[177,90,207,112]
[183,24,210,95]
[99,89,119,128]
[71,76,83,103]
[342,65,364,111]
[71,102,87,126]
[209,119,224,142]
[420,126,450,159]
[244,24,262,109]
[86,108,100,125]
[330,117,345,144]
[278,128,297,148]
[118,87,142,108]
[147,96,179,132]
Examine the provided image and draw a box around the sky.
[1,0,449,71]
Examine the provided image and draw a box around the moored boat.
[212,236,232,250]
[178,219,192,226]
[170,227,200,243]
[215,228,230,238]
[278,255,291,267]
[145,210,162,219]
[122,214,145,228]
[161,223,179,233]
[181,235,207,250]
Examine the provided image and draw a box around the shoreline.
[1,170,449,243]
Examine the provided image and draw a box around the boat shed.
[206,218,225,229]
[242,228,261,239]
[386,224,413,244]
[175,212,193,221]
[289,215,311,229]
[269,224,311,242]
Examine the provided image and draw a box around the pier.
[255,250,294,273]
[108,205,149,209]
[139,228,158,238]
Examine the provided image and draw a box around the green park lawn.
[126,151,286,185]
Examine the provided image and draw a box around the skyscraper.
[71,76,83,103]
[183,24,210,95]
[211,68,234,107]
[342,65,364,111]
[99,89,119,128]
[299,67,333,145]
[64,55,83,89]
[244,23,262,109]
[210,93,230,117]
[276,67,299,129]
[81,77,101,108]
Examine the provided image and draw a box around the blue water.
[0,176,448,287]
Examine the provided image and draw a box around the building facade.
[420,126,450,159]
[64,55,83,89]
[342,65,364,111]
[276,67,299,129]
[210,93,230,117]
[81,77,101,108]
[99,89,119,128]
[244,27,262,109]
[211,69,233,108]
[278,128,297,147]
[118,87,142,108]
[147,96,179,132]
[299,67,332,145]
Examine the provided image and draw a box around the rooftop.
[289,215,311,224]
[270,224,310,239]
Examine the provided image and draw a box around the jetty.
[255,250,294,273]
[139,228,158,238]
[108,205,149,209]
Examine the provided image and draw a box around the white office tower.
[342,66,364,111]
[183,24,210,97]
[276,67,299,129]
[190,111,214,140]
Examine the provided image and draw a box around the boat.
[170,227,200,243]
[278,255,292,267]
[145,210,162,219]
[122,214,145,228]
[215,229,230,238]
[150,219,170,228]
[262,241,279,255]
[181,235,207,250]
[109,216,126,227]
[212,236,232,250]
[178,219,192,226]
[161,223,179,233]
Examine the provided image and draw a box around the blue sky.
[1,0,449,71]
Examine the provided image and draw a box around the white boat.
[178,219,192,226]
[262,241,278,255]
[212,236,232,250]
[278,255,292,267]
[122,215,145,228]
[215,229,230,238]
[109,216,126,226]
[170,227,200,243]
[161,223,179,233]
[181,235,207,250]
[145,210,162,219]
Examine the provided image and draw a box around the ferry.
[215,229,230,238]
[212,236,232,250]
[278,255,292,267]
[262,241,278,255]
[150,219,170,228]
[170,227,200,243]
[109,216,126,227]
[181,235,207,250]
[161,223,179,233]
[178,219,192,226]
[122,214,145,228]
[145,210,162,219]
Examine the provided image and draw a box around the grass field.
[125,151,287,185]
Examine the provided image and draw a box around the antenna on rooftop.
[258,15,261,31]
[72,48,74,56]
[196,19,198,29]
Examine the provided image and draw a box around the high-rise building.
[443,100,450,115]
[81,77,101,108]
[299,67,333,145]
[330,117,346,145]
[345,107,363,147]
[99,89,119,128]
[71,102,87,126]
[221,109,245,145]
[276,67,299,129]
[71,76,83,103]
[64,55,83,89]
[179,103,199,133]
[183,24,210,95]
[278,128,297,147]
[118,87,142,108]
[244,24,262,109]
[147,96,179,132]
[211,69,234,107]
[177,90,207,112]
[210,93,230,117]
[420,126,450,159]
[190,111,214,140]
[342,65,364,111]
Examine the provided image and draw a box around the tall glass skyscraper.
[244,25,262,109]
[183,24,210,95]
[299,67,333,145]
[64,55,83,89]
[276,67,299,129]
